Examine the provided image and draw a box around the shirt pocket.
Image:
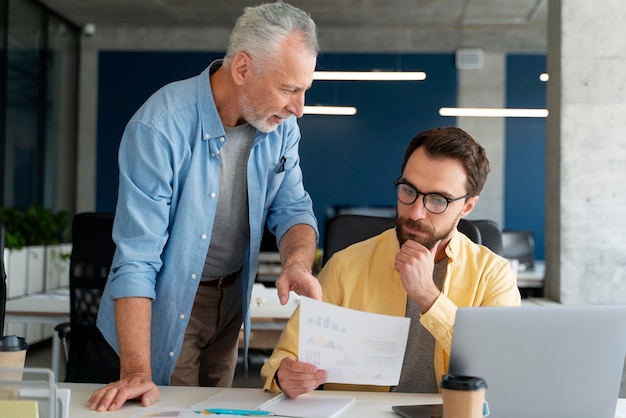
[265,154,297,204]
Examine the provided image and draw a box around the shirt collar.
[445,228,466,262]
[198,60,227,142]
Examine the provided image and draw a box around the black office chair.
[457,218,482,245]
[322,214,396,265]
[323,216,489,266]
[470,220,504,255]
[502,230,535,270]
[55,212,120,383]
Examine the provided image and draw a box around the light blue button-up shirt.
[96,61,318,385]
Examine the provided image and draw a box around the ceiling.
[37,0,548,52]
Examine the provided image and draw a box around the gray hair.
[224,2,319,72]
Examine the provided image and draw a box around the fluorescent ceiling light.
[303,105,357,116]
[439,107,549,118]
[313,71,426,81]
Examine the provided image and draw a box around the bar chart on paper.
[298,297,410,385]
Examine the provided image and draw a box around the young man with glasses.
[261,126,521,398]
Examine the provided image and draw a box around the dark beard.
[395,216,455,250]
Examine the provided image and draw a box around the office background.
[2,0,626,308]
[95,51,546,258]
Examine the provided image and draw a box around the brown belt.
[199,271,239,290]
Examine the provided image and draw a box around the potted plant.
[0,207,70,297]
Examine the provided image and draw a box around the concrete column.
[75,35,99,213]
[545,0,626,304]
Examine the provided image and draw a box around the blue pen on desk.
[203,409,273,416]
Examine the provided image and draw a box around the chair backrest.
[457,218,482,244]
[322,214,396,265]
[65,212,120,383]
[322,216,505,267]
[470,219,504,255]
[502,230,535,269]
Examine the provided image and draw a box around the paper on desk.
[0,400,39,418]
[298,296,410,386]
[258,392,355,418]
[131,407,200,417]
[189,390,353,418]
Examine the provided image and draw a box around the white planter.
[5,243,69,298]
[26,245,46,295]
[45,243,72,290]
[6,248,28,299]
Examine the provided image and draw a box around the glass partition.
[0,0,79,212]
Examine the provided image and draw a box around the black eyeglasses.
[394,176,470,214]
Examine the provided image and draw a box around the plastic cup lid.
[0,335,28,351]
[440,373,488,391]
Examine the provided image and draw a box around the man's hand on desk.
[275,262,322,305]
[276,357,327,399]
[86,372,159,412]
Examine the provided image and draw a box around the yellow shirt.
[261,228,521,393]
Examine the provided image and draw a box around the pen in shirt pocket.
[274,156,286,173]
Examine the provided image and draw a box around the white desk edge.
[57,383,626,418]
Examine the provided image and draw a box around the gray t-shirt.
[392,257,447,393]
[201,123,255,280]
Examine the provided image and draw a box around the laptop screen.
[448,306,626,418]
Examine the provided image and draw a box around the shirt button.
[191,274,197,280]
[211,153,216,158]
[201,234,207,240]
[219,137,225,143]
[204,133,210,139]
[168,351,174,357]
[179,314,185,319]
[210,192,216,198]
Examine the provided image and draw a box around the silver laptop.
[446,305,626,418]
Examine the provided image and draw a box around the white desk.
[59,383,439,417]
[248,283,299,321]
[520,297,562,307]
[241,283,298,349]
[516,260,545,288]
[58,383,626,418]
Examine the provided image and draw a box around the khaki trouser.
[170,277,243,387]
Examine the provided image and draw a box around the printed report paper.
[298,296,410,386]
[258,393,355,418]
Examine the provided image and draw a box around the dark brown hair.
[400,126,490,195]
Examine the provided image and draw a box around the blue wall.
[299,53,457,238]
[505,54,546,260]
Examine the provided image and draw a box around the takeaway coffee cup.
[440,373,488,418]
[0,335,28,381]
[0,335,28,400]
